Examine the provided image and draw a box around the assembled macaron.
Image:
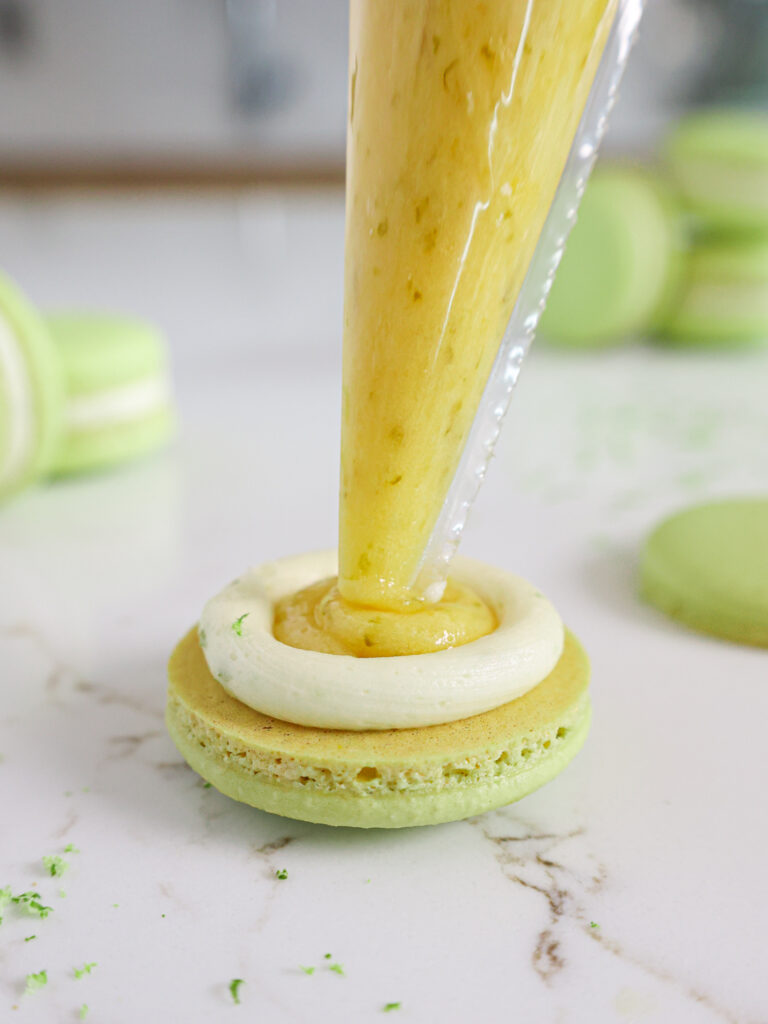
[659,240,768,346]
[46,314,175,475]
[0,272,63,500]
[666,110,768,236]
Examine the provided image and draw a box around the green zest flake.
[12,891,53,918]
[300,966,315,975]
[80,1005,89,1020]
[43,854,68,877]
[232,613,250,637]
[0,885,10,923]
[74,963,97,979]
[203,782,212,789]
[64,843,79,854]
[324,953,332,960]
[24,935,36,942]
[590,921,599,929]
[275,869,288,880]
[384,1004,402,1012]
[25,970,48,995]
[329,963,344,976]
[229,978,245,1005]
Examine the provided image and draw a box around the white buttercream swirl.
[199,550,564,731]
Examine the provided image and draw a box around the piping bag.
[338,0,644,610]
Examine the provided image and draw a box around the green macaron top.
[667,110,768,168]
[640,498,768,647]
[46,314,169,396]
[540,166,683,347]
[0,271,63,498]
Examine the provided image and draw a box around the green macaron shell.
[640,498,768,648]
[46,313,175,475]
[168,706,591,829]
[667,110,768,234]
[0,272,63,499]
[540,167,683,348]
[660,240,768,346]
[167,626,591,828]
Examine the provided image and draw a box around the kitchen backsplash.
[0,0,758,174]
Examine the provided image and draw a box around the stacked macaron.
[540,109,768,349]
[663,111,768,346]
[47,314,175,476]
[0,271,175,504]
[0,273,63,500]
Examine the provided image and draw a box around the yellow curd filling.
[274,576,497,657]
[277,0,616,656]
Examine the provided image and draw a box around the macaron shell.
[0,272,63,498]
[540,168,683,347]
[640,498,768,648]
[166,627,591,828]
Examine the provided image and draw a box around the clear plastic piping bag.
[413,0,645,601]
[339,0,644,609]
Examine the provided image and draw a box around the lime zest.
[25,970,48,995]
[232,614,250,637]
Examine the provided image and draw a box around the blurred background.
[0,0,766,365]
[0,0,765,183]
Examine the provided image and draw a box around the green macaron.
[666,110,768,235]
[47,314,176,475]
[167,627,591,829]
[640,498,768,648]
[0,272,63,500]
[659,239,768,346]
[539,167,683,348]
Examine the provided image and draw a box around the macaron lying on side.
[47,314,176,475]
[666,110,768,235]
[539,167,683,348]
[0,272,63,500]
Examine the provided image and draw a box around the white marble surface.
[1,193,767,1024]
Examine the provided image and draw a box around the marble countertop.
[1,192,767,1024]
